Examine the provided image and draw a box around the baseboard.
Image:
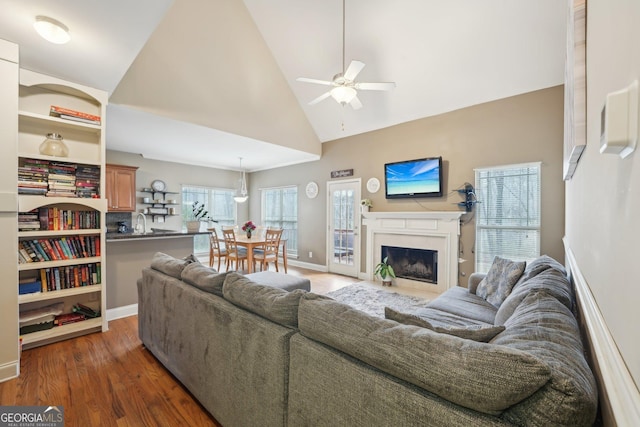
[286,259,327,272]
[564,239,640,426]
[0,360,19,383]
[106,304,138,321]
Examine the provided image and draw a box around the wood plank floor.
[0,266,365,426]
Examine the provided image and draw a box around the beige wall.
[251,86,566,284]
[105,150,249,230]
[566,0,640,388]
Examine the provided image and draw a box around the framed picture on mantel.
[563,0,587,180]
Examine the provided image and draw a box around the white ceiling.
[0,0,567,172]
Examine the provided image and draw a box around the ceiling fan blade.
[355,82,396,91]
[343,60,365,81]
[350,95,363,110]
[297,77,334,86]
[308,91,332,105]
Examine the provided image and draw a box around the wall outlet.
[308,251,313,258]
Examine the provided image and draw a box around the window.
[475,163,541,273]
[182,185,236,254]
[261,186,298,257]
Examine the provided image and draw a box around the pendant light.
[234,157,248,203]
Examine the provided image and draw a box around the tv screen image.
[384,157,443,199]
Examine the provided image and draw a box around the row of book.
[49,105,101,126]
[19,263,102,293]
[19,235,100,264]
[18,158,101,198]
[18,207,100,231]
[19,302,101,335]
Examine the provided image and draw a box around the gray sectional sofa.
[137,253,598,427]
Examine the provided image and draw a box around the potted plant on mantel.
[374,256,396,287]
[186,201,215,232]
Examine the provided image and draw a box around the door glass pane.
[332,189,355,265]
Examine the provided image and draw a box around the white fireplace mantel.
[362,211,463,292]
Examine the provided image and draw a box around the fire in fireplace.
[381,245,438,284]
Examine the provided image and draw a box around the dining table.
[231,234,288,274]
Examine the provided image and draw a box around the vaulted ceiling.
[0,0,567,171]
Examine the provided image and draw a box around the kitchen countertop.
[106,230,210,241]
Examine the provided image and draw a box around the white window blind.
[261,186,298,257]
[182,185,236,254]
[474,163,541,273]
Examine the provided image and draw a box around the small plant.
[191,201,214,222]
[361,198,373,207]
[374,256,396,286]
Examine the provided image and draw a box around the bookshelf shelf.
[17,69,108,349]
[21,317,103,349]
[19,284,102,304]
[18,257,102,271]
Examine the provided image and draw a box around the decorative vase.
[187,221,200,232]
[246,229,252,239]
[39,133,69,157]
[361,205,370,214]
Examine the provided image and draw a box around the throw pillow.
[476,256,526,308]
[182,253,200,264]
[385,307,505,342]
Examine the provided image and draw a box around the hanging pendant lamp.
[234,157,248,203]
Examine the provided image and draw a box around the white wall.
[565,0,640,390]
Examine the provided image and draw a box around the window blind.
[474,163,541,273]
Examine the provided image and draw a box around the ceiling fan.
[297,0,395,110]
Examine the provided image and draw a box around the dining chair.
[253,228,283,272]
[222,228,247,271]
[208,228,227,271]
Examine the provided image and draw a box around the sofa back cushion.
[494,268,574,326]
[298,293,550,414]
[492,291,598,426]
[180,262,229,296]
[150,252,196,278]
[222,272,306,327]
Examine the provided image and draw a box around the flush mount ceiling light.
[233,157,248,203]
[34,16,70,44]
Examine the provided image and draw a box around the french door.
[327,179,361,277]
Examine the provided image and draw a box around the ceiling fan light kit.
[297,0,395,110]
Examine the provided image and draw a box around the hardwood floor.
[0,266,366,426]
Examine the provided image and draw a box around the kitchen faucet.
[135,212,147,234]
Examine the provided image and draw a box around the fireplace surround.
[363,211,463,293]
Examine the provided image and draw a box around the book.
[54,312,86,326]
[49,105,101,124]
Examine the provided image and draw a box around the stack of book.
[18,235,100,263]
[49,105,101,125]
[75,165,100,198]
[18,209,42,231]
[47,162,77,197]
[18,159,49,195]
[38,263,102,291]
[38,207,100,230]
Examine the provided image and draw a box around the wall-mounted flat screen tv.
[384,157,443,199]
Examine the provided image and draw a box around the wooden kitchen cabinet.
[106,164,138,212]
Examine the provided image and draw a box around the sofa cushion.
[476,256,526,308]
[298,293,550,414]
[492,291,598,426]
[384,307,505,342]
[150,252,195,278]
[494,268,574,326]
[180,262,229,296]
[222,272,306,327]
[425,286,498,324]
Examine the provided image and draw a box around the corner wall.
[564,0,640,415]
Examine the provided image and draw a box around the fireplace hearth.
[382,245,437,284]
